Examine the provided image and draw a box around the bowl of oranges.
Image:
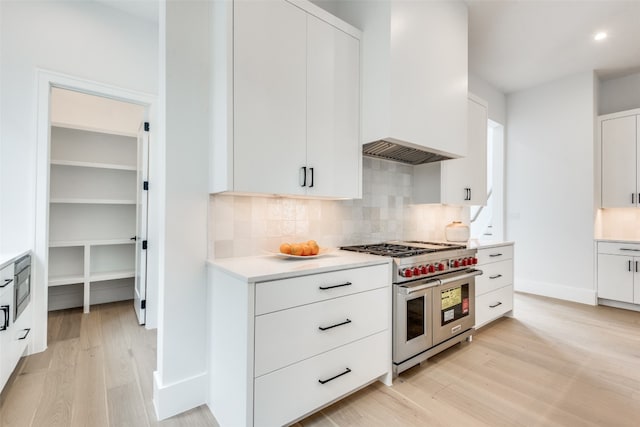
[276,240,329,259]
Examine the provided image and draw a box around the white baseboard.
[153,370,209,421]
[514,278,597,305]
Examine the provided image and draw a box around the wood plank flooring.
[1,293,639,426]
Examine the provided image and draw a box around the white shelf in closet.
[90,270,135,283]
[49,238,135,248]
[49,198,136,205]
[49,275,85,287]
[49,159,137,171]
[50,121,137,138]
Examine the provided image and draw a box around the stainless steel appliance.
[14,254,31,321]
[340,241,481,374]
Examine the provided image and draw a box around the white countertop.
[209,250,391,282]
[0,249,31,270]
[595,238,640,244]
[467,239,514,250]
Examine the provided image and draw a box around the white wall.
[506,71,596,304]
[0,0,157,254]
[469,72,507,125]
[599,71,640,115]
[153,0,209,420]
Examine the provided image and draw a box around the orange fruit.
[301,244,312,256]
[290,244,303,256]
[307,239,317,247]
[310,244,319,255]
[279,243,291,254]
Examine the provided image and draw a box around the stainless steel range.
[341,241,482,374]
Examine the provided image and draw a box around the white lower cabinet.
[255,331,388,427]
[597,241,640,305]
[474,243,514,328]
[208,260,392,427]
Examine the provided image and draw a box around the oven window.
[406,296,425,341]
[440,283,469,325]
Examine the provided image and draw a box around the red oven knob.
[438,263,445,271]
[420,265,428,274]
[402,268,413,278]
[428,265,435,273]
[472,257,478,265]
[462,258,468,266]
[453,260,460,268]
[412,267,421,276]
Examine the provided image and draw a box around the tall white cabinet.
[600,110,640,208]
[212,0,361,198]
[47,89,145,313]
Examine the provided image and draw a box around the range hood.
[362,139,454,165]
[326,0,468,166]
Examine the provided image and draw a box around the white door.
[134,121,149,324]
[601,115,637,207]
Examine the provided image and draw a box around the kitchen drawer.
[475,285,513,328]
[476,244,514,265]
[254,331,389,427]
[597,241,640,256]
[475,260,513,296]
[255,287,388,377]
[255,263,390,315]
[0,263,14,298]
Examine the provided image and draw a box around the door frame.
[34,69,156,353]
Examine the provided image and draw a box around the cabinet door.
[0,278,13,391]
[597,254,633,303]
[601,115,637,208]
[441,97,488,205]
[634,258,640,305]
[306,15,360,198]
[233,0,307,195]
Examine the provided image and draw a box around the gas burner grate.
[340,243,436,258]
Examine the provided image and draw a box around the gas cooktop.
[340,241,466,258]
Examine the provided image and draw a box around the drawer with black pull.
[475,285,514,328]
[476,245,514,265]
[475,260,513,295]
[254,287,388,377]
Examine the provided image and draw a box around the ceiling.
[468,0,640,94]
[93,0,640,95]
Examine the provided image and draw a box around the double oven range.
[341,241,482,374]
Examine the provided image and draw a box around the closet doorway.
[46,88,149,325]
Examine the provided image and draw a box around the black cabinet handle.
[309,167,314,188]
[1,278,12,288]
[318,319,351,331]
[0,305,9,331]
[636,261,638,273]
[489,301,503,308]
[130,236,137,241]
[489,274,502,279]
[633,193,635,204]
[318,282,352,290]
[318,368,351,385]
[629,260,632,272]
[300,166,307,187]
[489,253,503,258]
[18,328,30,340]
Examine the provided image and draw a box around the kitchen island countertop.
[0,249,31,270]
[208,250,391,283]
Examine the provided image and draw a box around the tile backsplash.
[209,157,469,259]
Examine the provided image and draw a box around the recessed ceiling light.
[594,32,607,41]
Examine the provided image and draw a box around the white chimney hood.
[325,0,469,165]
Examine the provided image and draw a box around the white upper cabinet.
[211,0,362,198]
[330,0,468,157]
[306,14,361,198]
[600,112,639,208]
[440,95,488,205]
[233,0,307,196]
[413,95,488,205]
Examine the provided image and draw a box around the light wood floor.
[2,293,640,426]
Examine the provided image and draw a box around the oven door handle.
[438,269,483,286]
[400,279,440,295]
